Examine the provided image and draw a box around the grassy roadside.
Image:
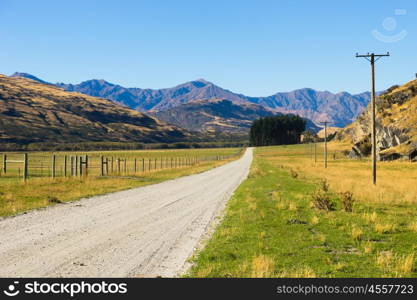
[0,154,240,217]
[187,146,417,277]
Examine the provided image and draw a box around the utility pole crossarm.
[356,52,390,58]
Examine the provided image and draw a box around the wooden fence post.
[23,153,28,181]
[52,154,56,178]
[101,156,104,176]
[79,156,83,176]
[142,158,145,172]
[75,156,79,176]
[70,156,74,176]
[134,158,137,173]
[124,159,127,173]
[64,155,67,177]
[3,154,7,174]
[117,158,120,174]
[85,155,89,176]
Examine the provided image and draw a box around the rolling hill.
[12,73,371,128]
[336,80,417,161]
[150,98,319,134]
[0,75,190,144]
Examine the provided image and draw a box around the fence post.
[142,158,145,172]
[85,155,89,176]
[117,158,120,174]
[149,158,151,171]
[51,154,56,178]
[64,155,67,177]
[154,158,157,170]
[124,159,127,173]
[79,156,83,176]
[3,154,6,174]
[23,153,28,181]
[75,156,79,176]
[111,157,114,174]
[101,156,104,176]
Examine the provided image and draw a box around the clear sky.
[0,0,416,95]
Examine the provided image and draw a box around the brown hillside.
[336,79,417,161]
[0,75,190,144]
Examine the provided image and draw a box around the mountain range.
[11,72,372,130]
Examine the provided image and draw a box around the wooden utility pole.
[356,52,390,185]
[320,121,329,168]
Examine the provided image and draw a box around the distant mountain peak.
[10,72,50,85]
[186,79,213,88]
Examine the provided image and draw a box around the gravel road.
[0,148,253,277]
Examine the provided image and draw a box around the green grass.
[187,146,417,277]
[0,148,242,217]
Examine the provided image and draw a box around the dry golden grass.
[376,251,415,276]
[265,143,417,204]
[351,226,364,241]
[317,233,326,243]
[363,212,378,224]
[251,255,275,278]
[374,223,396,234]
[363,242,374,254]
[288,202,298,211]
[408,221,417,233]
[311,215,319,225]
[276,201,287,210]
[377,251,394,269]
[395,254,415,275]
[333,262,346,272]
[278,266,317,278]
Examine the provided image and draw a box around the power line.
[356,52,390,185]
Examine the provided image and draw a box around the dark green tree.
[249,115,306,146]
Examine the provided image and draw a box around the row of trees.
[249,115,306,146]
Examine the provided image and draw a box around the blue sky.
[0,0,416,95]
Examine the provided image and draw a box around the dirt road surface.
[0,148,253,277]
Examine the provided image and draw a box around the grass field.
[188,144,417,277]
[0,148,242,217]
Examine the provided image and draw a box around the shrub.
[311,190,336,211]
[320,179,329,192]
[290,169,298,179]
[47,196,62,204]
[340,191,355,212]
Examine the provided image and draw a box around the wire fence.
[0,150,244,181]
